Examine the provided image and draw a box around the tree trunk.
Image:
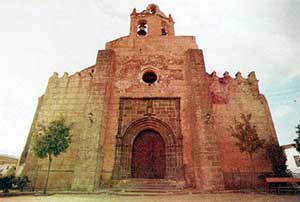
[43,154,52,194]
[249,153,255,189]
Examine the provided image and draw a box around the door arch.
[131,129,166,179]
[112,117,184,180]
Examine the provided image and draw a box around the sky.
[0,0,299,157]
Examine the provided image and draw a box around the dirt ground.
[1,193,299,202]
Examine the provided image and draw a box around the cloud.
[0,0,300,155]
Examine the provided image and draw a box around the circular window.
[142,71,157,84]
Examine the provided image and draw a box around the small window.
[143,71,157,84]
[137,21,148,36]
[294,156,300,167]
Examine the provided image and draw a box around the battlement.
[207,71,260,104]
[208,71,258,84]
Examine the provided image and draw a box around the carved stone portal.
[112,98,183,180]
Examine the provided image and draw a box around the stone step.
[111,192,186,196]
[102,188,202,196]
[112,188,182,193]
[114,185,177,189]
[118,178,173,182]
[117,183,176,186]
[111,178,185,194]
[116,178,178,186]
[97,187,202,196]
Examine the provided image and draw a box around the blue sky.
[0,0,299,156]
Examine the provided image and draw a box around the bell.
[137,25,147,36]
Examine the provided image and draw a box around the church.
[19,4,278,192]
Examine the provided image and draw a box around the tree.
[230,113,265,188]
[294,124,300,152]
[265,138,288,177]
[31,118,72,194]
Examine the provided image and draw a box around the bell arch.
[112,117,184,180]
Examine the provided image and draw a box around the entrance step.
[116,178,179,187]
[102,178,187,196]
[97,188,202,196]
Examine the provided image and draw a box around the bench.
[265,177,300,194]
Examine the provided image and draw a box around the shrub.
[265,138,289,177]
[0,175,15,193]
[15,176,30,192]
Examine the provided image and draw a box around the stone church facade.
[19,4,278,192]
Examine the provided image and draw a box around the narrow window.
[161,21,168,36]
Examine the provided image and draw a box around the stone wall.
[20,50,115,191]
[100,40,199,187]
[207,71,276,188]
[185,49,225,191]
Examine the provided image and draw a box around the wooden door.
[131,130,166,178]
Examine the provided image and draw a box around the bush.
[265,139,289,177]
[0,174,30,193]
[0,176,15,193]
[15,176,30,192]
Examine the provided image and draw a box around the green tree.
[294,124,300,152]
[31,118,72,194]
[265,138,288,177]
[230,113,265,188]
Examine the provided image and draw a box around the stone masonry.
[19,4,277,192]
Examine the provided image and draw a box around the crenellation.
[234,71,245,81]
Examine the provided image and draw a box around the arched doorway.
[131,129,166,179]
[112,117,184,180]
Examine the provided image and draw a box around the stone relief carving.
[115,55,184,91]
